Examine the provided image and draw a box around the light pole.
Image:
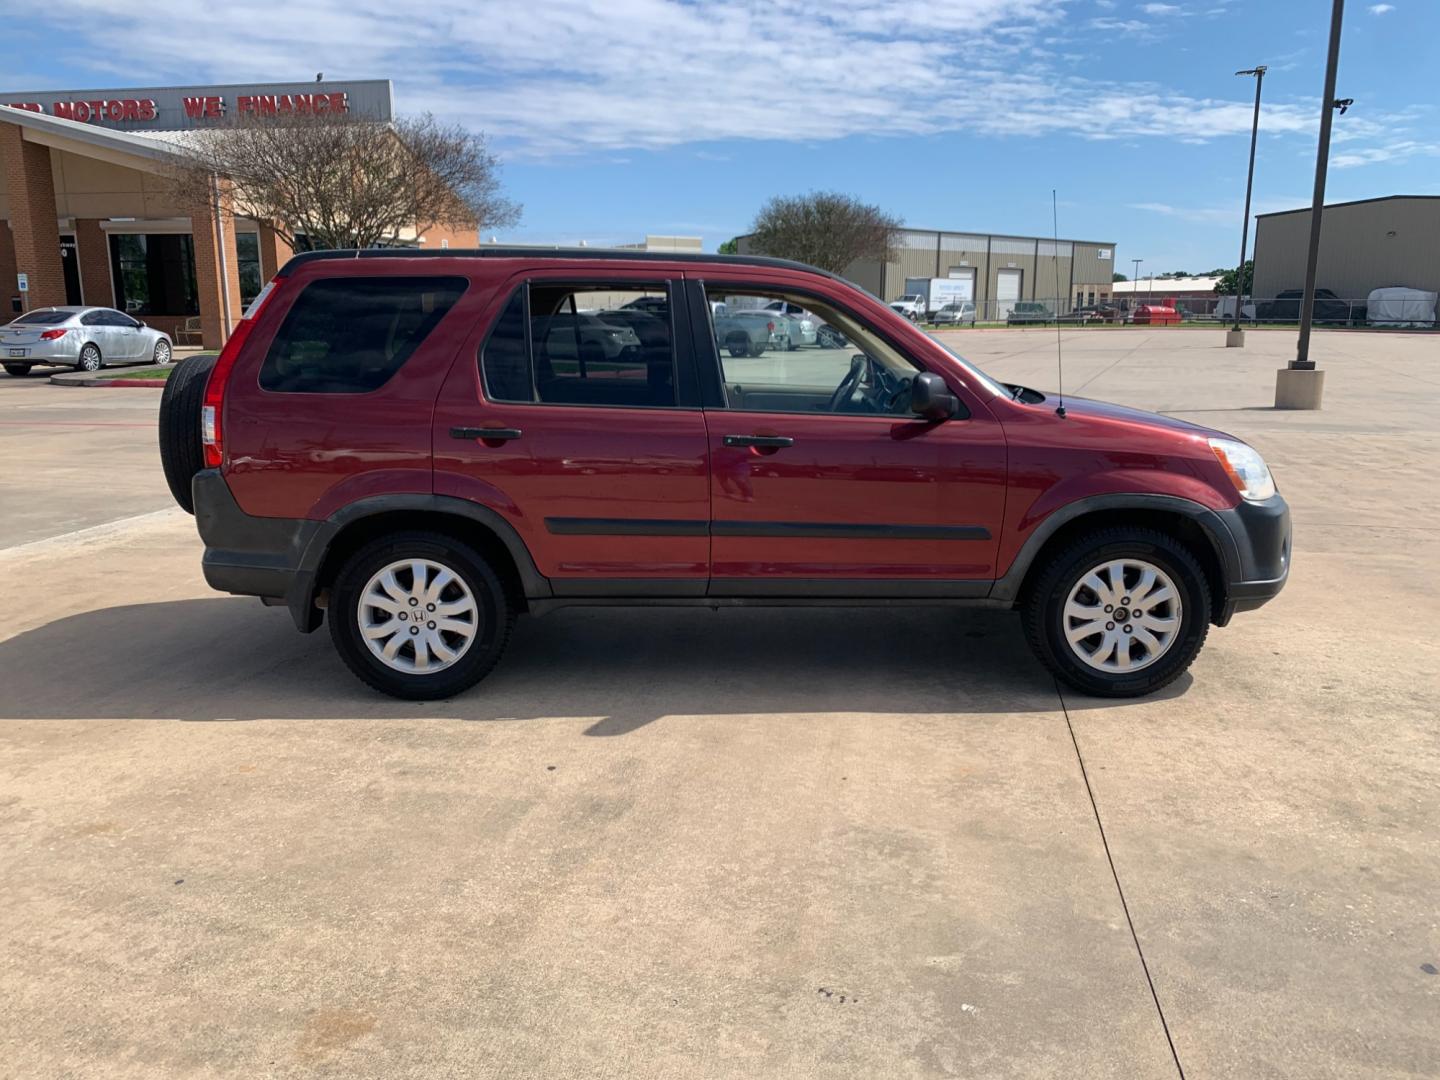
[1227,65,1266,347]
[1277,0,1346,409]
[1131,258,1142,313]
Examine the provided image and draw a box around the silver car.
[1,306,174,376]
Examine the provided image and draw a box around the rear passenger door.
[433,272,712,594]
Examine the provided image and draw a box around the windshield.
[933,340,1008,397]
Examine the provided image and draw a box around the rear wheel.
[3,363,32,377]
[328,532,513,700]
[1022,528,1210,697]
[747,341,765,358]
[157,353,217,514]
[77,344,103,372]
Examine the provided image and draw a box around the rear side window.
[480,282,676,408]
[260,276,467,394]
[13,311,72,325]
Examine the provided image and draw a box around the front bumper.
[1213,493,1291,624]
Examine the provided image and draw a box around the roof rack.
[277,246,837,280]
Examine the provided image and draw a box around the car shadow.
[0,598,1190,730]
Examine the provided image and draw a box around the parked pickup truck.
[1006,302,1053,326]
[888,295,927,320]
[712,310,773,357]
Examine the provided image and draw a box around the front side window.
[703,287,925,416]
[480,282,676,408]
[260,276,466,394]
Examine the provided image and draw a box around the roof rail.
[276,246,839,280]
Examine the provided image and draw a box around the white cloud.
[1142,3,1182,13]
[0,0,1415,164]
[1332,140,1440,167]
[1368,3,1395,13]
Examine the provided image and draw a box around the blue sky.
[7,0,1436,273]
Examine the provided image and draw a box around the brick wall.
[0,121,66,310]
[73,219,115,308]
[416,220,477,250]
[0,222,18,316]
[189,187,244,349]
[257,223,293,281]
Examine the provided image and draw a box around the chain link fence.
[912,293,1437,329]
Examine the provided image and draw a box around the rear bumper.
[193,470,323,631]
[1213,494,1291,625]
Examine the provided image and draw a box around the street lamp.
[1227,65,1267,347]
[1131,258,1142,312]
[1277,0,1346,409]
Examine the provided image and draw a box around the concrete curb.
[48,369,170,388]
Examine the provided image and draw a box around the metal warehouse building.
[1253,195,1440,307]
[740,227,1118,320]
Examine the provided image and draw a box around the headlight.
[1208,437,1276,501]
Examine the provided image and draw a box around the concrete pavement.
[0,329,1436,1078]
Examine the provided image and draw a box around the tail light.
[201,278,283,468]
[40,328,69,340]
[766,321,775,332]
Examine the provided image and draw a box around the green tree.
[1112,273,1129,282]
[746,191,902,274]
[1213,260,1254,296]
[717,237,739,255]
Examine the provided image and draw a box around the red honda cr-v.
[158,248,1289,700]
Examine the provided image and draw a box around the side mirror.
[910,371,957,421]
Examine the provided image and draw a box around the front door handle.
[724,434,794,449]
[451,426,522,441]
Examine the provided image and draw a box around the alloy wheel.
[358,558,480,674]
[1062,558,1182,674]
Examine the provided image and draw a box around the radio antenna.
[1051,189,1067,418]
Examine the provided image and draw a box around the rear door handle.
[724,434,794,449]
[451,426,522,441]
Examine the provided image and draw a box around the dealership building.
[0,80,472,347]
[1252,195,1440,306]
[740,227,1118,318]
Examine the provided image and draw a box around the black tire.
[1021,527,1211,698]
[77,343,103,372]
[157,353,217,514]
[328,531,514,701]
[747,341,765,358]
[3,363,32,377]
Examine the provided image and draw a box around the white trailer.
[903,276,977,315]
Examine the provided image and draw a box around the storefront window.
[108,234,199,316]
[236,232,262,308]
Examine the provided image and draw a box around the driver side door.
[692,278,1007,595]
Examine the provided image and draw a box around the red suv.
[159,249,1289,700]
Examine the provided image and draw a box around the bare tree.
[746,192,901,274]
[171,112,520,250]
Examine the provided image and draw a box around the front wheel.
[153,339,172,365]
[328,532,513,700]
[1022,528,1210,697]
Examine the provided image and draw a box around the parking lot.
[1,328,1436,1079]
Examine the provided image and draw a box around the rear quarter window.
[259,276,467,394]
